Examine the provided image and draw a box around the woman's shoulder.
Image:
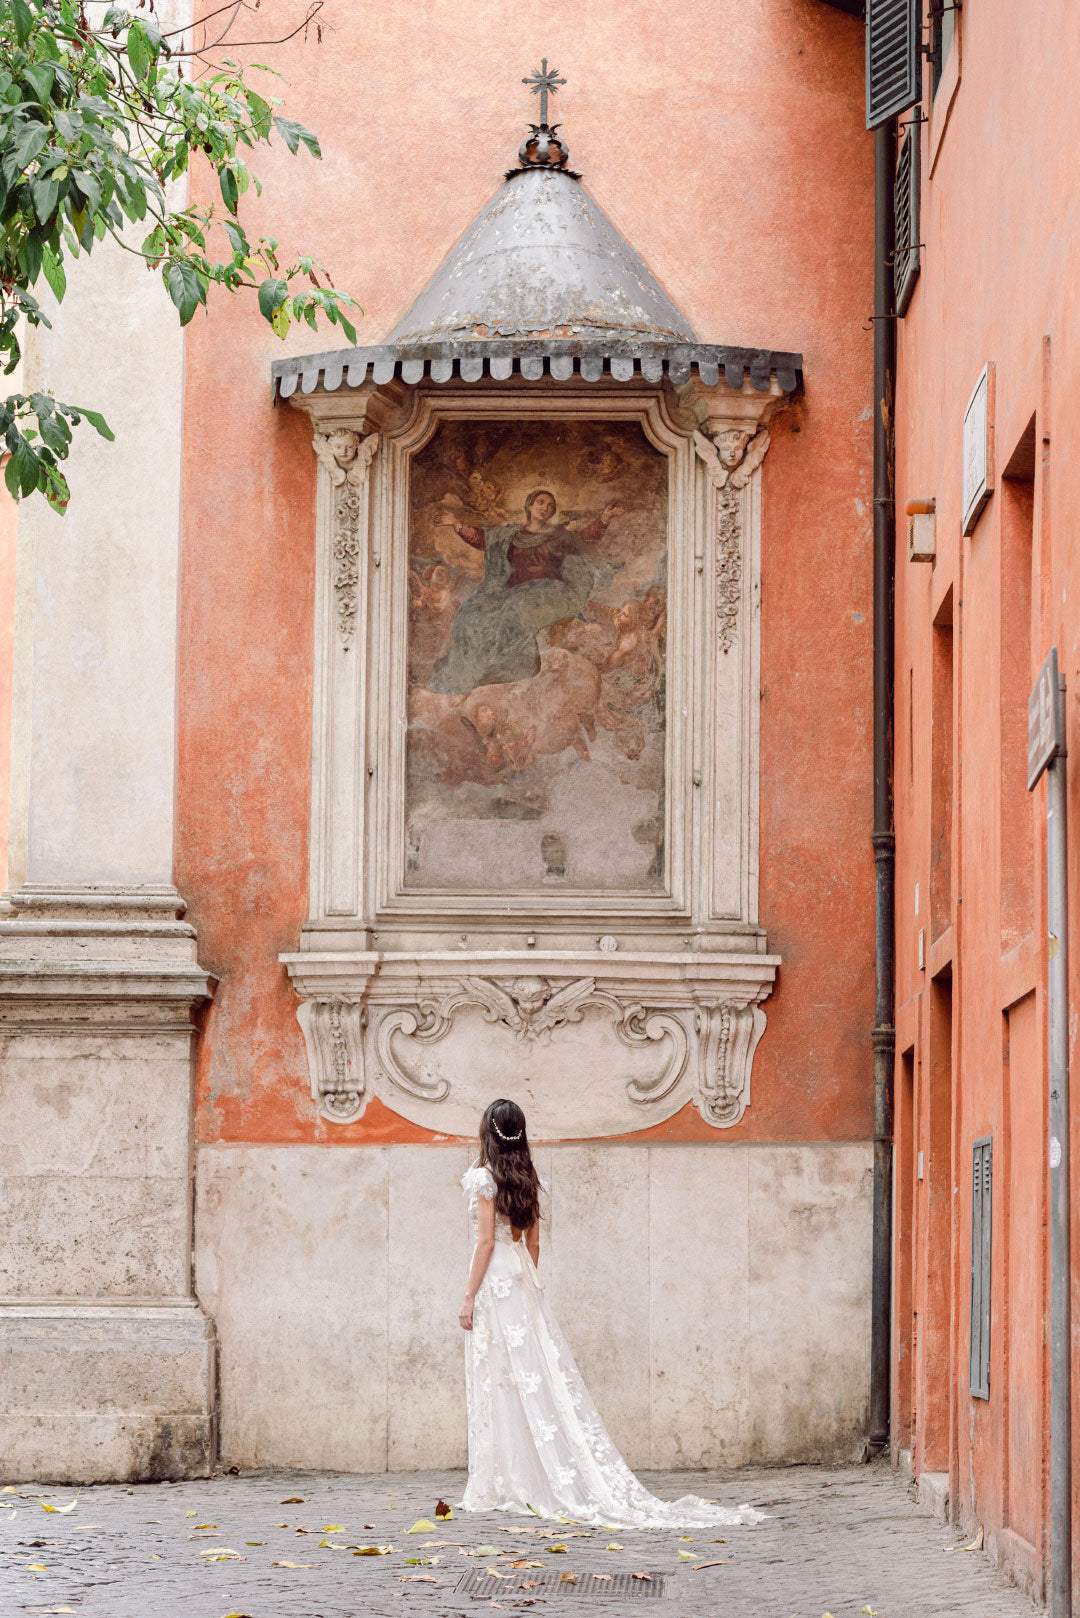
[461,1162,496,1200]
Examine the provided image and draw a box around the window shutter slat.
[866,0,921,129]
[894,122,921,315]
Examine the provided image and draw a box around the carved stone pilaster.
[312,429,378,649]
[693,423,771,656]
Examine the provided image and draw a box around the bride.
[457,1098,764,1530]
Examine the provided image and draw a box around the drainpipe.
[869,117,897,1458]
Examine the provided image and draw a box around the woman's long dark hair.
[478,1099,541,1231]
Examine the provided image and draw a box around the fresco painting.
[405,419,668,892]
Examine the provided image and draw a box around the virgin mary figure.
[430,489,624,695]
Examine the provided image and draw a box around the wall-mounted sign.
[1028,646,1065,791]
[962,362,995,535]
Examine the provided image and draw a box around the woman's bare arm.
[459,1196,495,1331]
[526,1218,540,1269]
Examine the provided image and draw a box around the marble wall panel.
[195,1145,390,1470]
[746,1143,873,1461]
[543,1145,652,1466]
[0,1176,189,1298]
[386,1146,474,1468]
[648,1145,751,1468]
[195,1142,872,1471]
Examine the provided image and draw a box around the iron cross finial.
[522,59,566,128]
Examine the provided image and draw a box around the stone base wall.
[195,1141,872,1472]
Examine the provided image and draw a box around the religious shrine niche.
[275,67,801,1141]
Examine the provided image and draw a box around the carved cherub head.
[714,427,754,469]
[325,428,360,468]
[506,976,550,1017]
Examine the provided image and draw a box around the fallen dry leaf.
[631,1571,652,1580]
[193,1524,218,1530]
[353,1544,394,1556]
[280,1497,305,1504]
[678,1549,699,1560]
[38,1498,78,1514]
[406,1517,436,1533]
[199,1547,244,1562]
[185,1510,196,1517]
[435,1499,453,1519]
[678,1535,693,1542]
[606,1541,623,1551]
[964,1527,984,1551]
[472,1544,502,1556]
[399,1574,441,1583]
[546,1543,569,1553]
[559,1570,578,1584]
[25,1609,78,1615]
[320,1523,344,1533]
[691,1559,730,1569]
[26,1563,47,1571]
[594,1573,612,1581]
[220,1612,254,1617]
[509,1559,545,1569]
[2,1486,16,1493]
[271,1559,315,1568]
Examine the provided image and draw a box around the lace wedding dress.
[460,1164,764,1530]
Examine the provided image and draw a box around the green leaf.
[4,120,48,184]
[71,407,114,442]
[17,231,43,284]
[9,0,33,46]
[127,22,151,83]
[6,435,40,498]
[221,218,246,257]
[163,258,205,326]
[31,172,59,224]
[257,276,288,321]
[271,300,290,339]
[22,64,56,106]
[219,164,238,213]
[273,116,321,159]
[41,244,66,302]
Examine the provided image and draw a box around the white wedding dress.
[459,1164,764,1530]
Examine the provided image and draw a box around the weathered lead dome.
[386,165,697,348]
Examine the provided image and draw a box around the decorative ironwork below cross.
[522,59,566,127]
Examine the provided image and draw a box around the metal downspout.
[869,116,897,1457]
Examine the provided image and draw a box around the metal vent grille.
[456,1570,667,1599]
[866,0,921,129]
[969,1135,993,1400]
[894,121,921,316]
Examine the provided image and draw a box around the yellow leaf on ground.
[186,1510,196,1517]
[26,1563,47,1571]
[406,1518,436,1533]
[193,1523,218,1530]
[963,1527,984,1551]
[606,1542,624,1550]
[678,1535,693,1541]
[559,1571,578,1583]
[221,1612,254,1617]
[320,1524,344,1532]
[271,1560,315,1568]
[473,1544,502,1556]
[1,1485,16,1493]
[546,1543,569,1553]
[678,1550,699,1559]
[353,1545,394,1556]
[39,1498,78,1513]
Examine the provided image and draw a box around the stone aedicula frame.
[281,369,789,1136]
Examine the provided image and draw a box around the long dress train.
[459,1164,764,1530]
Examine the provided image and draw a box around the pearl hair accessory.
[491,1115,523,1143]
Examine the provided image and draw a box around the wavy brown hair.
[478,1099,541,1231]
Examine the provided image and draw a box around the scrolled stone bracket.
[312,428,378,650]
[297,997,368,1122]
[692,998,768,1129]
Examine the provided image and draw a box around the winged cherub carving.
[693,425,771,490]
[459,975,597,1040]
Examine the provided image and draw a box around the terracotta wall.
[175,0,874,1148]
[891,0,1080,1599]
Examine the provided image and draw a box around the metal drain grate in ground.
[456,1570,667,1598]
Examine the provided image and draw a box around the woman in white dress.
[457,1098,764,1530]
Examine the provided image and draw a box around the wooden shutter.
[866,0,921,129]
[894,122,921,315]
[968,1137,993,1400]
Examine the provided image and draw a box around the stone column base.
[0,1300,216,1482]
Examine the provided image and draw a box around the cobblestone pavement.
[2,1461,1038,1618]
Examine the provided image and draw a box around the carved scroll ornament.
[295,975,766,1132]
[313,428,378,649]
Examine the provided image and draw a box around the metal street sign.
[1029,646,1065,791]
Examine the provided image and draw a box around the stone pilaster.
[0,0,214,1481]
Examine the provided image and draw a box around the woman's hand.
[458,1295,475,1331]
[601,501,627,523]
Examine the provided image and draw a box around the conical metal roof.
[386,166,697,347]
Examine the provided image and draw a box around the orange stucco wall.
[891,2,1080,1598]
[175,0,875,1147]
